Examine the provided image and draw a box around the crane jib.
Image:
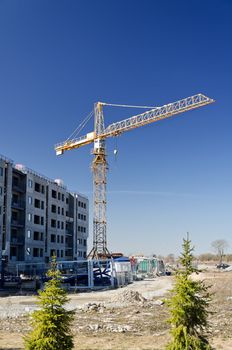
[55,93,214,154]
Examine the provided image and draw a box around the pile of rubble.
[80,302,106,313]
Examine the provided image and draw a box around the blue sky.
[0,0,231,256]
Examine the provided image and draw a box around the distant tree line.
[162,239,231,264]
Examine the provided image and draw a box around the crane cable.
[64,102,156,143]
[102,102,157,109]
[65,110,94,142]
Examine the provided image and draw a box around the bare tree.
[165,253,175,264]
[211,239,229,264]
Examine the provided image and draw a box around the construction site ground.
[0,269,232,350]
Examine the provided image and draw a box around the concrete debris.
[87,323,132,333]
[81,302,106,312]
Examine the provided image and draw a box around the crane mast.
[88,103,110,258]
[54,93,214,259]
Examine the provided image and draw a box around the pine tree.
[24,257,75,350]
[165,236,212,350]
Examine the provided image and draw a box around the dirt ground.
[0,270,232,350]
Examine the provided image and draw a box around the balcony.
[10,236,25,245]
[11,219,25,228]
[66,216,74,223]
[65,230,73,236]
[12,184,25,193]
[11,200,25,210]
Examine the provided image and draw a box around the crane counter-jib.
[55,131,95,155]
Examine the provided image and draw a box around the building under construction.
[0,154,89,273]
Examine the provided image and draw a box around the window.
[61,250,63,258]
[41,201,44,210]
[51,204,56,213]
[0,167,3,176]
[0,187,2,196]
[12,211,18,220]
[61,236,64,244]
[66,197,69,204]
[57,221,60,229]
[28,179,33,188]
[58,192,61,200]
[57,235,60,243]
[33,248,39,257]
[28,213,32,222]
[51,234,56,243]
[58,206,60,214]
[62,194,64,201]
[61,222,64,230]
[51,219,56,228]
[27,230,31,239]
[26,247,31,255]
[34,215,40,224]
[40,248,43,257]
[52,190,56,199]
[34,198,40,208]
[50,249,56,257]
[41,217,44,225]
[33,231,40,240]
[61,208,64,215]
[34,182,40,192]
[57,250,60,257]
[83,239,87,246]
[83,251,86,258]
[83,203,86,209]
[0,206,1,215]
[28,196,32,205]
[41,185,45,194]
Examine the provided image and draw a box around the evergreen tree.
[24,257,75,350]
[165,236,212,350]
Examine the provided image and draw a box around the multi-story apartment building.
[0,154,89,272]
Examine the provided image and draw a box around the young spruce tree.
[24,257,75,350]
[165,236,212,350]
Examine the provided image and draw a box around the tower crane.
[55,93,214,259]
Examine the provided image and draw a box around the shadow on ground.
[0,348,22,350]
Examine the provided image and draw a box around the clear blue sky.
[0,0,231,256]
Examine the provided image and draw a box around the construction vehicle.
[55,94,214,259]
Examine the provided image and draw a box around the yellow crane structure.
[55,93,214,259]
